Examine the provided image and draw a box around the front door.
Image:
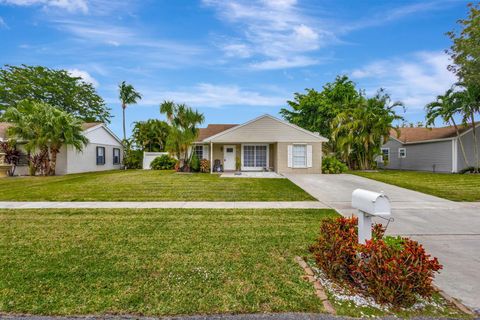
[223,145,236,171]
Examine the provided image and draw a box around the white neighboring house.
[0,122,124,175]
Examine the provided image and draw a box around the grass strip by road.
[352,170,480,202]
[0,170,315,201]
[0,208,336,316]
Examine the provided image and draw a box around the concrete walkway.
[284,173,480,314]
[0,201,327,209]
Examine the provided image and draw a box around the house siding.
[382,138,453,173]
[276,142,322,174]
[457,129,480,171]
[208,116,323,143]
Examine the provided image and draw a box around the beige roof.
[0,122,102,140]
[390,125,471,143]
[196,124,238,142]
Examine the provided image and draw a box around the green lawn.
[0,208,337,316]
[352,170,480,202]
[0,170,315,201]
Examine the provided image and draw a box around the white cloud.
[1,0,88,13]
[135,83,285,108]
[0,17,8,29]
[68,68,99,87]
[350,51,457,110]
[203,0,333,70]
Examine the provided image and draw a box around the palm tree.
[119,81,142,142]
[160,101,204,170]
[132,119,170,152]
[4,100,88,175]
[426,88,470,168]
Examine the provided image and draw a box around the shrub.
[310,216,442,307]
[150,155,176,170]
[322,156,348,174]
[459,166,480,174]
[200,159,210,173]
[190,153,200,172]
[124,148,143,169]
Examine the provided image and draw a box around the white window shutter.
[203,145,209,160]
[287,145,293,168]
[307,145,313,168]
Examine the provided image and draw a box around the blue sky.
[0,0,469,137]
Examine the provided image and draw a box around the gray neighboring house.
[0,122,123,175]
[379,124,480,173]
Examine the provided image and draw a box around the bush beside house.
[322,156,348,174]
[150,155,176,170]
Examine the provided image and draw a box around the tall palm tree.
[119,81,142,142]
[426,88,470,167]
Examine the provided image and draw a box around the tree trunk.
[471,114,479,173]
[42,146,50,176]
[451,118,470,169]
[122,104,127,170]
[49,147,59,176]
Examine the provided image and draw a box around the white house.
[0,122,124,175]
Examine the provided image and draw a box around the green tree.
[3,100,88,175]
[331,89,403,169]
[132,119,170,152]
[447,3,480,87]
[0,65,110,122]
[118,81,142,143]
[280,75,361,152]
[160,101,204,171]
[425,87,470,168]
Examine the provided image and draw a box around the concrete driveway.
[285,173,480,313]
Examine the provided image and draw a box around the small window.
[194,145,203,159]
[381,148,390,162]
[96,146,105,165]
[398,148,407,158]
[113,148,121,165]
[226,147,234,153]
[293,144,307,168]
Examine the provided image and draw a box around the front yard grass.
[0,170,315,201]
[352,170,480,202]
[0,208,337,316]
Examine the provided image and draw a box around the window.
[96,146,105,165]
[293,144,307,168]
[243,145,268,168]
[194,145,203,159]
[381,148,390,162]
[398,148,407,158]
[113,148,121,165]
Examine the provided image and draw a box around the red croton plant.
[309,216,442,307]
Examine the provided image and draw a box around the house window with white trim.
[293,144,307,168]
[398,148,407,158]
[194,145,203,159]
[96,146,105,165]
[381,148,390,162]
[113,148,121,165]
[243,145,268,168]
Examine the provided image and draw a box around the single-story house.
[379,124,480,173]
[0,122,123,175]
[192,114,328,174]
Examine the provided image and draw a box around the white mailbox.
[351,189,391,244]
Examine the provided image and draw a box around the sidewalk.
[0,201,328,209]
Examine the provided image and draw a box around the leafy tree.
[160,100,204,171]
[3,100,88,175]
[132,119,170,152]
[447,3,480,87]
[426,87,470,167]
[281,76,361,152]
[332,89,403,169]
[0,65,110,122]
[119,81,142,143]
[123,138,143,169]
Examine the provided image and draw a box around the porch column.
[210,142,213,173]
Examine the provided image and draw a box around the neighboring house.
[0,122,123,175]
[193,114,328,174]
[379,124,480,173]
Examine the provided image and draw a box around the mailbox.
[351,189,391,244]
